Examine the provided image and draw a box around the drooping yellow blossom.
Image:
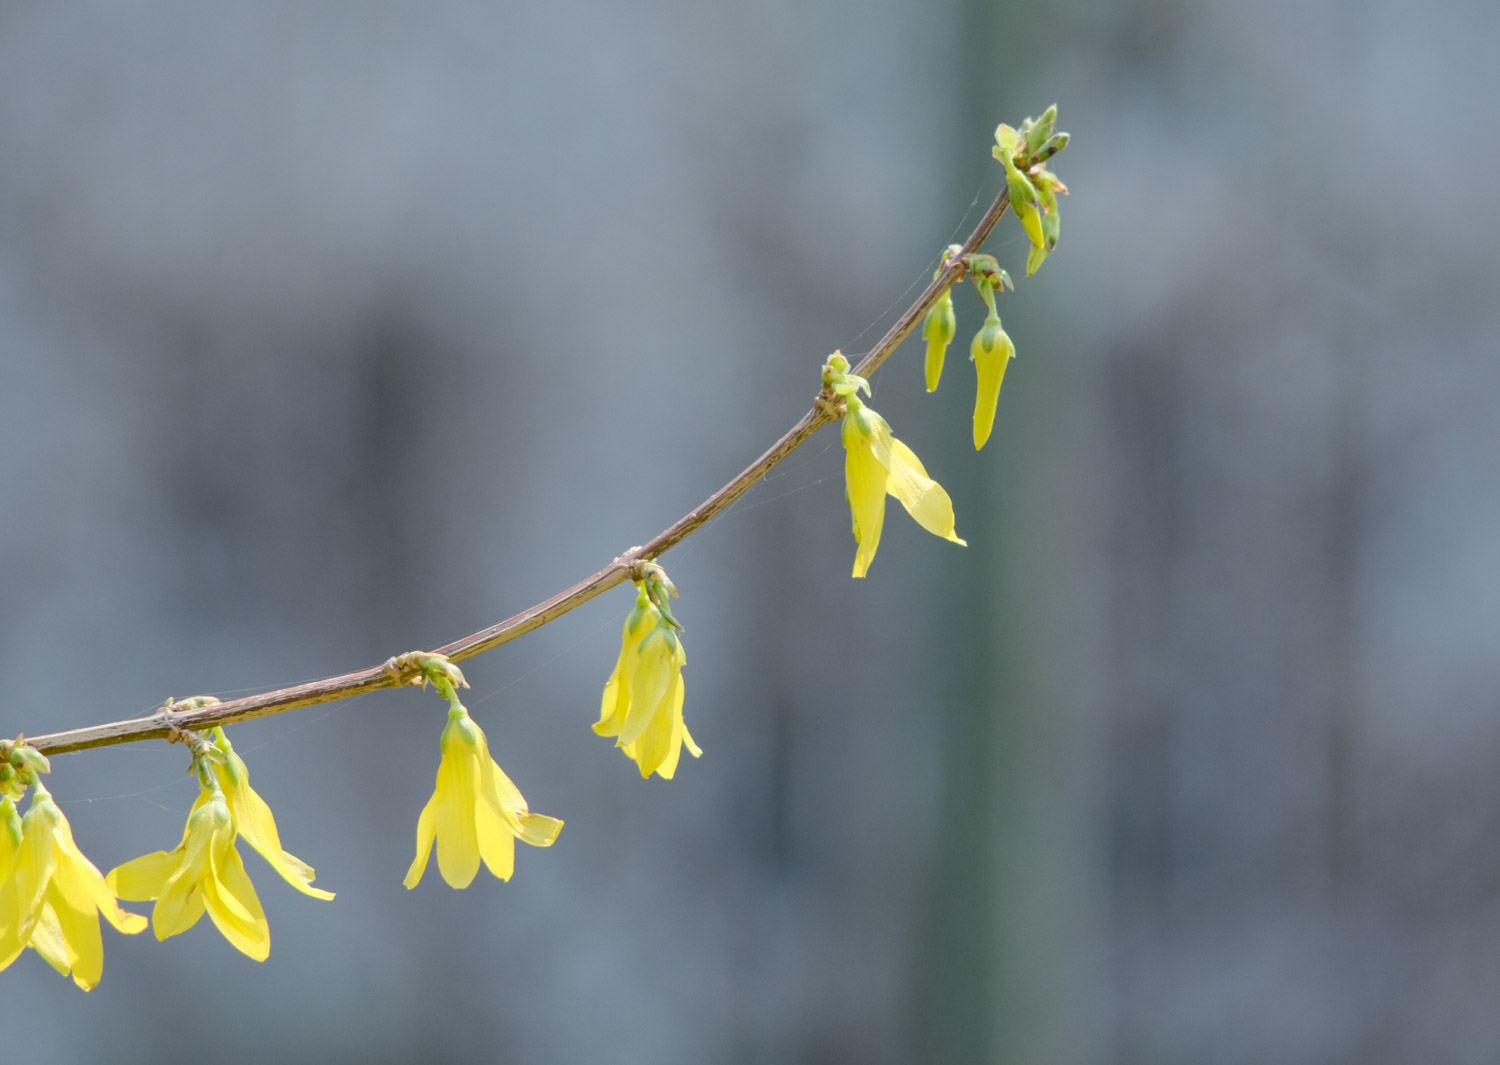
[406,686,563,890]
[842,393,966,578]
[594,583,701,779]
[206,728,333,900]
[0,783,147,990]
[922,288,957,393]
[964,256,1016,451]
[107,783,271,961]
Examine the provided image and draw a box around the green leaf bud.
[1023,105,1058,157]
[1031,131,1070,164]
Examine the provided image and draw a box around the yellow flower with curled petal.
[0,784,147,990]
[594,583,701,779]
[406,695,563,890]
[206,728,333,900]
[107,782,271,961]
[842,393,966,578]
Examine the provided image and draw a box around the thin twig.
[25,187,1012,757]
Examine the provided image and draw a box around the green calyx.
[822,352,871,400]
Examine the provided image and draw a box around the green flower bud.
[922,288,957,393]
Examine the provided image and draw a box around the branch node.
[385,652,468,692]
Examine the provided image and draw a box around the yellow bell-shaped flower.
[0,786,147,990]
[594,587,701,779]
[842,394,966,578]
[108,784,271,962]
[406,705,563,890]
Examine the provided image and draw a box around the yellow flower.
[207,728,333,900]
[0,786,147,991]
[594,587,701,779]
[841,394,965,578]
[107,785,271,961]
[406,705,563,889]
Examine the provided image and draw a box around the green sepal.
[446,706,481,749]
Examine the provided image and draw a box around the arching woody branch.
[23,182,1019,758]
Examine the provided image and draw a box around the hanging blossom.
[594,564,701,780]
[0,744,147,991]
[108,762,272,960]
[824,352,965,578]
[107,724,331,961]
[405,657,563,889]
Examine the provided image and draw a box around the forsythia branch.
[22,184,1020,758]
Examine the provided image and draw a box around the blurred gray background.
[2,1,1497,1063]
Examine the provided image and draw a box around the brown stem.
[25,186,1013,757]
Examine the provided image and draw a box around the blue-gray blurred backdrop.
[3,1,1498,1063]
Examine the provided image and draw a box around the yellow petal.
[11,809,59,949]
[843,427,888,579]
[219,762,333,899]
[53,823,147,934]
[593,654,628,737]
[203,833,269,961]
[403,791,438,889]
[653,671,689,780]
[475,743,562,849]
[617,630,674,748]
[0,799,20,883]
[153,886,205,942]
[107,850,181,902]
[596,602,654,737]
[28,903,72,979]
[153,802,220,939]
[473,795,516,882]
[433,743,481,889]
[46,883,104,991]
[884,438,966,546]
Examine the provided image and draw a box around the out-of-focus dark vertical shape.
[915,0,1103,1061]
